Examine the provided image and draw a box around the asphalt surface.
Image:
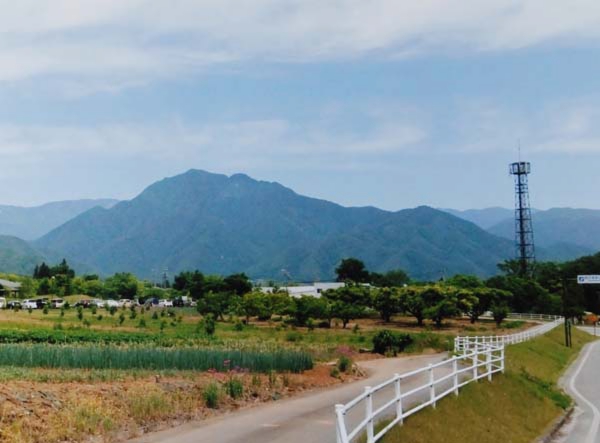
[556,327,600,443]
[128,353,448,443]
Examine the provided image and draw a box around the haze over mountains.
[0,170,596,280]
[443,207,599,260]
[0,199,118,240]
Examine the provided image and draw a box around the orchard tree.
[290,295,327,326]
[241,291,270,323]
[324,285,370,328]
[372,287,400,322]
[421,285,459,328]
[398,286,427,326]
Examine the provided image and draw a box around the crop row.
[0,344,314,373]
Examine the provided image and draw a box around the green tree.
[224,273,252,295]
[421,285,460,327]
[335,258,370,283]
[241,291,270,323]
[372,287,400,322]
[398,286,427,326]
[370,269,410,287]
[291,295,328,326]
[104,273,139,299]
[197,292,238,321]
[324,285,370,328]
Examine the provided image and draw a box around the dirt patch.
[0,364,362,443]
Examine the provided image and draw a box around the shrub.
[337,355,353,373]
[203,383,220,409]
[118,312,125,325]
[97,315,103,321]
[91,306,97,315]
[129,310,137,320]
[225,378,244,399]
[109,306,117,316]
[77,307,84,321]
[60,309,65,318]
[28,307,32,314]
[372,330,413,355]
[330,367,340,378]
[285,331,302,342]
[138,318,147,328]
[204,314,216,336]
[43,306,49,315]
[152,311,159,320]
[234,321,244,331]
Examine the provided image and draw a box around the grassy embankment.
[381,326,596,443]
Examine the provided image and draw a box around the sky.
[2,1,600,210]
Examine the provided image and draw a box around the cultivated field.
[0,300,535,442]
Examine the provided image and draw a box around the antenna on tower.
[509,157,535,277]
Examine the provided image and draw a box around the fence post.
[472,348,478,381]
[365,386,374,443]
[452,356,459,396]
[335,404,347,443]
[486,348,492,381]
[500,346,505,374]
[394,374,404,424]
[429,364,436,408]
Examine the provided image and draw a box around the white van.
[22,300,38,309]
[0,297,6,308]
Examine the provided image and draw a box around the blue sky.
[2,1,600,210]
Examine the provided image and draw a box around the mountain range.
[0,170,596,281]
[444,207,600,260]
[0,199,118,240]
[34,170,517,281]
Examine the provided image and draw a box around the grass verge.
[381,326,596,443]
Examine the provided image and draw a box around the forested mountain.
[488,208,600,256]
[0,199,118,240]
[36,170,517,281]
[0,236,46,275]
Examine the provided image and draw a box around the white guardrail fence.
[335,313,563,443]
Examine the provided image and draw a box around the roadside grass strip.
[379,326,595,443]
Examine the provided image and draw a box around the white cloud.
[0,108,426,173]
[1,1,600,92]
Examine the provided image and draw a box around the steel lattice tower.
[509,161,535,276]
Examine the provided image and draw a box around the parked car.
[50,298,65,309]
[90,299,106,308]
[35,298,49,309]
[120,299,135,308]
[22,299,38,309]
[0,297,6,308]
[6,301,21,309]
[104,299,120,308]
[158,299,173,307]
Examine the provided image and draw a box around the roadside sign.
[577,275,600,284]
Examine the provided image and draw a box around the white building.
[260,282,345,298]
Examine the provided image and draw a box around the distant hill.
[441,207,514,230]
[0,199,118,240]
[488,208,600,258]
[36,170,517,281]
[0,236,46,275]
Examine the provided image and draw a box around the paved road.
[129,353,447,443]
[555,328,600,443]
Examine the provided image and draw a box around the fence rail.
[335,315,563,443]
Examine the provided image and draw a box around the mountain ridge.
[36,169,516,281]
